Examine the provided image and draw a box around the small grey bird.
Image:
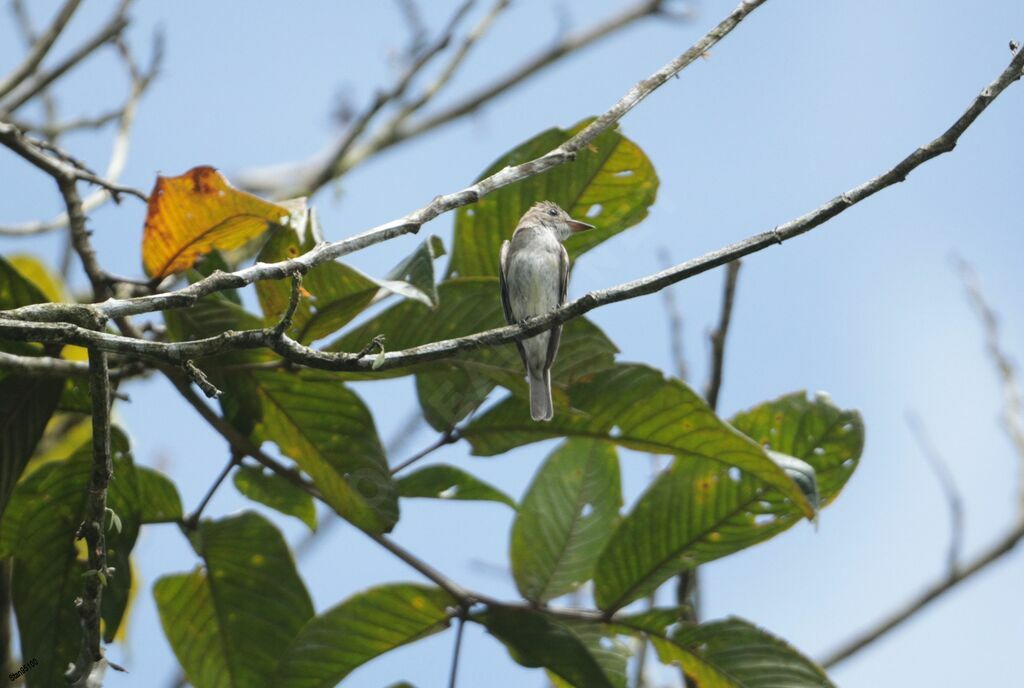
[499,201,594,421]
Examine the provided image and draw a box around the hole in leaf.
[613,169,635,178]
[841,458,855,469]
[599,637,614,650]
[813,447,825,456]
[728,467,741,482]
[754,514,776,526]
[439,485,459,499]
[586,204,603,218]
[581,503,593,517]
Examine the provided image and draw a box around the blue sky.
[3,1,1023,686]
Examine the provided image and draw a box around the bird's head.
[520,200,594,241]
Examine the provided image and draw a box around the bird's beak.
[567,219,595,233]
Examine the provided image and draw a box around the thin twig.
[657,247,688,381]
[820,522,1024,668]
[906,411,964,575]
[296,0,477,197]
[0,0,131,114]
[240,0,679,193]
[64,347,113,686]
[0,121,149,202]
[182,452,242,530]
[0,0,82,99]
[704,260,741,409]
[448,615,467,688]
[957,258,1024,512]
[0,350,144,379]
[161,367,318,497]
[59,176,112,300]
[12,12,1014,335]
[390,427,462,474]
[0,31,162,237]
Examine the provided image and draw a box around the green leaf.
[511,439,621,602]
[234,464,317,531]
[0,428,162,682]
[0,253,49,309]
[592,391,861,612]
[447,119,658,278]
[463,364,814,518]
[649,617,835,688]
[275,584,455,688]
[252,368,398,533]
[136,464,185,524]
[476,607,626,688]
[165,292,397,533]
[0,256,64,520]
[256,217,432,344]
[730,391,863,511]
[7,254,67,302]
[386,234,446,307]
[0,374,63,521]
[163,286,269,435]
[396,464,516,508]
[155,512,314,688]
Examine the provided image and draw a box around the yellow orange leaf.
[141,166,293,279]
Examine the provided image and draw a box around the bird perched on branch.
[499,201,594,421]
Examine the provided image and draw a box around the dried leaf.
[142,166,295,279]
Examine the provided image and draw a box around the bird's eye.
[547,208,557,217]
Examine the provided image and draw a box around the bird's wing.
[499,239,529,370]
[543,244,569,372]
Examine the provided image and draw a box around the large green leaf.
[397,464,516,508]
[648,617,835,688]
[0,375,63,521]
[155,512,314,688]
[0,256,64,520]
[164,282,270,436]
[476,607,626,688]
[730,391,863,511]
[256,217,433,344]
[251,368,398,533]
[330,278,617,428]
[447,119,658,278]
[0,253,48,310]
[463,364,814,518]
[0,428,177,684]
[275,584,455,688]
[385,234,446,308]
[591,392,860,612]
[233,464,317,531]
[511,439,621,603]
[165,293,398,533]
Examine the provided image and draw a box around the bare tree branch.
[238,0,686,195]
[0,121,149,202]
[657,247,688,381]
[0,0,131,114]
[906,411,964,574]
[64,347,113,686]
[4,40,1022,376]
[0,0,82,99]
[957,257,1024,510]
[0,32,161,236]
[294,0,477,197]
[820,255,1024,670]
[704,260,741,409]
[820,521,1024,669]
[6,0,770,325]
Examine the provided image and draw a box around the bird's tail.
[528,368,553,422]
